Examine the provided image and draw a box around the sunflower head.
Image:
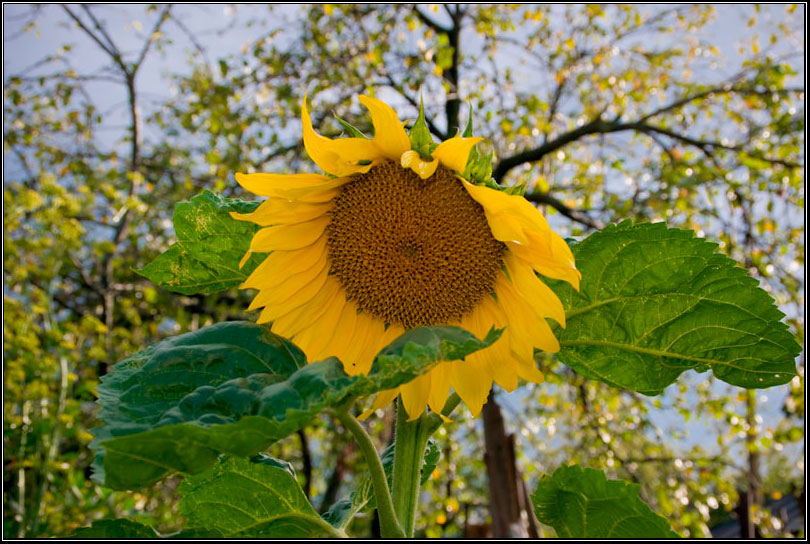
[232,93,580,419]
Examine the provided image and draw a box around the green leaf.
[91,321,306,489]
[179,456,340,538]
[93,322,500,489]
[533,465,678,538]
[408,95,437,159]
[461,102,474,138]
[421,438,441,485]
[335,115,368,138]
[552,222,800,394]
[136,190,265,295]
[71,519,159,538]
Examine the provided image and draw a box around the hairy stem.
[334,409,405,538]
[391,393,461,536]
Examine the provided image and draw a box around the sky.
[3,4,804,478]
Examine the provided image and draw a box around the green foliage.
[179,456,340,538]
[532,464,679,538]
[136,191,265,295]
[552,222,800,394]
[92,321,500,489]
[71,519,159,538]
[421,439,441,486]
[91,321,305,489]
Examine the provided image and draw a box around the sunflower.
[232,94,580,419]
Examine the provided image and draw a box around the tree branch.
[523,191,604,230]
[413,5,451,34]
[62,5,118,62]
[494,115,802,184]
[133,6,171,72]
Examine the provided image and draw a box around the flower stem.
[334,409,405,539]
[391,397,433,537]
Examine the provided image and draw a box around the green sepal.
[409,94,438,159]
[335,115,368,138]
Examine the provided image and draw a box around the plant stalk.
[391,397,432,537]
[335,409,405,539]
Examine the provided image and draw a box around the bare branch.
[494,116,802,183]
[413,5,451,34]
[639,85,804,123]
[523,191,604,230]
[133,6,171,73]
[62,5,118,62]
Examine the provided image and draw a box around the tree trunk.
[482,392,539,537]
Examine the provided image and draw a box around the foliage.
[552,221,800,393]
[92,319,499,490]
[136,191,265,295]
[532,464,678,538]
[179,456,339,538]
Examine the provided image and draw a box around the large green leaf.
[71,519,160,538]
[179,456,340,538]
[552,221,800,394]
[532,465,678,538]
[136,190,265,294]
[92,321,500,489]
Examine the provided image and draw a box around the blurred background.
[2,4,804,538]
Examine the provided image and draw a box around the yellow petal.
[341,311,374,376]
[426,362,453,415]
[359,388,399,420]
[249,215,330,252]
[358,95,411,160]
[247,249,328,312]
[462,180,553,247]
[450,357,491,418]
[465,298,519,392]
[289,283,346,358]
[432,136,482,173]
[234,172,333,198]
[514,351,545,384]
[255,262,330,322]
[298,295,347,362]
[272,277,341,338]
[230,199,332,227]
[353,317,388,376]
[302,94,380,176]
[323,298,360,363]
[508,232,581,290]
[401,150,438,179]
[506,253,566,327]
[242,235,326,291]
[494,274,560,354]
[400,373,431,421]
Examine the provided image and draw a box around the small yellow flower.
[232,94,580,419]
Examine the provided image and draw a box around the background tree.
[3,4,804,538]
